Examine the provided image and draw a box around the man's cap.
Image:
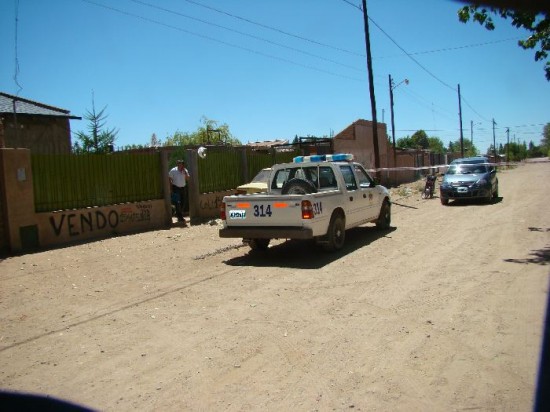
[176,160,184,164]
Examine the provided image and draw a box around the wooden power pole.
[361,0,380,177]
[458,84,464,158]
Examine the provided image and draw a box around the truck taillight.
[301,200,314,219]
[220,202,226,220]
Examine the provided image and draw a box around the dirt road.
[1,161,549,411]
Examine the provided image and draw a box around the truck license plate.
[229,210,246,219]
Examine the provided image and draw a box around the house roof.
[0,92,81,119]
[246,139,288,148]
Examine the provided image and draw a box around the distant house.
[0,92,81,154]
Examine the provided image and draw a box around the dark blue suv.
[439,157,499,205]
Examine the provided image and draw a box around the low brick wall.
[33,200,168,249]
[195,190,235,220]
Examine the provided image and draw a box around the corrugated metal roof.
[247,139,288,148]
[0,92,81,119]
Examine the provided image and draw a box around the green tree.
[397,131,444,152]
[504,141,528,160]
[458,5,550,80]
[527,140,544,157]
[541,123,550,155]
[427,136,446,154]
[448,138,479,157]
[411,130,429,149]
[149,133,161,148]
[73,100,118,154]
[396,135,414,149]
[165,116,241,146]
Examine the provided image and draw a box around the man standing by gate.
[169,160,190,225]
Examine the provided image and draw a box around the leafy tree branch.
[458,5,549,80]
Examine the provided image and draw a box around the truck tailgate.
[223,195,305,228]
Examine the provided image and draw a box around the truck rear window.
[271,166,337,190]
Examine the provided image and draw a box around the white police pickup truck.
[219,154,392,252]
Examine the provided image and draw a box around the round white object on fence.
[198,146,207,159]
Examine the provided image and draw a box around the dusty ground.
[1,160,549,411]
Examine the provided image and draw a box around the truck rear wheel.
[323,214,345,252]
[248,238,270,251]
[281,178,317,195]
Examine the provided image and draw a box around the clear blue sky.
[1,0,548,155]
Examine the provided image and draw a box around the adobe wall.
[333,122,390,170]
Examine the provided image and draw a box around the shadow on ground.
[223,226,396,269]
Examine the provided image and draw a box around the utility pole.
[458,84,464,158]
[361,0,380,178]
[389,75,409,168]
[470,120,473,148]
[492,118,497,162]
[506,127,510,163]
[389,74,396,168]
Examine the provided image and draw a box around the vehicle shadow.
[223,226,397,269]
[504,245,550,266]
[446,196,503,206]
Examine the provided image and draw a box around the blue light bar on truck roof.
[293,153,354,163]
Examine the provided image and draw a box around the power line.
[340,0,362,11]
[129,0,364,73]
[79,0,364,82]
[13,0,23,95]
[182,0,364,57]
[370,17,494,124]
[340,1,494,126]
[376,37,522,59]
[367,17,457,92]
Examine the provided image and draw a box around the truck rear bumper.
[219,226,313,240]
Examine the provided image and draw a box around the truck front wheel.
[375,200,391,229]
[324,214,345,252]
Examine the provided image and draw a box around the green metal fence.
[195,148,300,193]
[31,147,301,212]
[196,149,243,193]
[32,153,163,212]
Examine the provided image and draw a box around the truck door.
[353,164,379,221]
[339,164,364,226]
[339,164,378,225]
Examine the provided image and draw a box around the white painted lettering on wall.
[49,204,152,237]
